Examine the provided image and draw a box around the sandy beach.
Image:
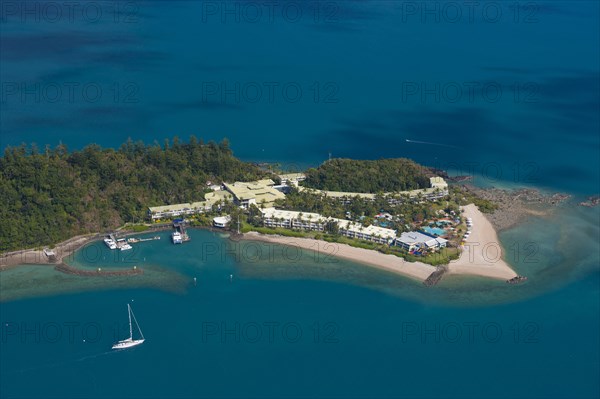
[447,204,518,280]
[2,204,518,282]
[242,203,518,282]
[241,232,437,281]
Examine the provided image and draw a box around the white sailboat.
[112,304,145,350]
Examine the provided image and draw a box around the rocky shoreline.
[460,184,571,232]
[0,234,98,270]
[579,195,600,207]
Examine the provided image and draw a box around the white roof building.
[333,219,397,243]
[224,180,286,208]
[260,208,396,244]
[260,208,327,223]
[213,215,231,228]
[395,231,448,251]
[278,173,306,186]
[298,176,449,203]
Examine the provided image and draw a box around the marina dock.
[127,236,161,244]
[172,221,190,244]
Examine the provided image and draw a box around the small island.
[0,138,565,285]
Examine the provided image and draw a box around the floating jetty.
[104,234,132,251]
[423,266,447,287]
[127,236,161,244]
[172,221,190,244]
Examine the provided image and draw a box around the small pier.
[173,221,191,243]
[127,236,161,244]
[423,266,447,287]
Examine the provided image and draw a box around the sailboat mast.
[130,306,144,339]
[127,304,133,339]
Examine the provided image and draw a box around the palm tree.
[295,213,304,230]
[307,214,313,230]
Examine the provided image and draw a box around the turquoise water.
[1,1,599,398]
[1,1,598,196]
[422,227,447,236]
[1,226,598,398]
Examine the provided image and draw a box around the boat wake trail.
[405,139,459,149]
[10,350,116,375]
[74,350,116,363]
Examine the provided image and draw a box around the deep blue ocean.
[1,1,599,398]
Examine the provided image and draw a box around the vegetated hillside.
[302,158,431,193]
[0,137,267,252]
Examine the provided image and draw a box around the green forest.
[302,158,431,192]
[0,137,267,252]
[0,140,497,253]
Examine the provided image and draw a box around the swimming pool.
[422,227,447,236]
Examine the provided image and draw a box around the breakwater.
[506,275,528,284]
[54,263,143,277]
[423,266,447,287]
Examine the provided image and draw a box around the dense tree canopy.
[0,137,267,252]
[302,158,431,193]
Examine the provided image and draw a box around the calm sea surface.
[1,1,599,398]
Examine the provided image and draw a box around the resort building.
[148,201,211,221]
[204,190,234,208]
[299,176,449,204]
[260,208,328,231]
[260,208,397,245]
[213,215,231,228]
[148,190,232,220]
[394,231,448,252]
[334,219,397,244]
[423,176,449,200]
[278,173,306,187]
[223,179,286,209]
[298,188,377,205]
[148,179,285,220]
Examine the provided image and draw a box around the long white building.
[148,190,232,220]
[260,208,396,245]
[333,219,397,244]
[298,176,449,204]
[261,208,328,231]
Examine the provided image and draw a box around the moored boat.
[172,231,183,244]
[112,304,145,350]
[103,237,117,250]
